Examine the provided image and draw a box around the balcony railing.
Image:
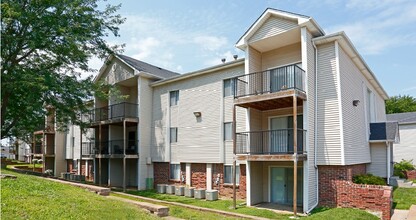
[235,129,306,155]
[233,64,305,98]
[33,143,42,154]
[85,140,139,155]
[86,102,139,123]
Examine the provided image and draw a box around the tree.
[1,0,125,140]
[386,95,416,114]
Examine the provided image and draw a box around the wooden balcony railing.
[235,129,306,155]
[232,64,305,99]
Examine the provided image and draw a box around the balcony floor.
[89,117,139,128]
[235,89,306,111]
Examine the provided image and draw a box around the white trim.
[207,163,213,190]
[335,41,345,165]
[186,163,191,186]
[166,92,171,162]
[387,143,391,184]
[246,161,251,206]
[108,158,111,186]
[220,80,225,163]
[137,159,140,190]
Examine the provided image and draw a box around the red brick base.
[153,162,170,186]
[66,160,94,181]
[405,170,416,180]
[319,164,392,220]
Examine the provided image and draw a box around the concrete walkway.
[391,205,416,220]
[113,191,272,220]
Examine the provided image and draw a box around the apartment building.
[86,8,397,214]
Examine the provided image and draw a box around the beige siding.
[151,64,245,163]
[54,131,67,176]
[138,76,154,188]
[393,124,416,162]
[250,108,262,131]
[248,46,261,73]
[375,94,386,121]
[316,42,343,165]
[261,43,301,70]
[305,29,318,210]
[338,46,371,165]
[250,162,264,205]
[367,142,387,177]
[248,15,298,43]
[101,59,135,85]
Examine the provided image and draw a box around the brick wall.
[191,163,206,189]
[153,162,169,186]
[405,170,416,180]
[319,164,392,220]
[211,163,246,199]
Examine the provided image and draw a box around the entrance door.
[270,117,288,153]
[270,167,286,203]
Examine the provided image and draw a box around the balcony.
[232,64,306,110]
[84,140,139,157]
[86,102,139,125]
[33,143,42,154]
[235,129,307,161]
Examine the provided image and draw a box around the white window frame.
[224,165,240,185]
[224,122,232,141]
[170,127,178,143]
[170,90,179,106]
[170,163,181,180]
[223,79,235,97]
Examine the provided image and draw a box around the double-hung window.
[170,164,180,180]
[170,127,178,143]
[224,165,240,184]
[170,90,179,106]
[223,79,235,97]
[224,122,232,141]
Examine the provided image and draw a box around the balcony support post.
[232,104,237,209]
[79,128,82,176]
[99,124,102,186]
[292,95,298,216]
[123,119,126,192]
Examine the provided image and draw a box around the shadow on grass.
[309,206,332,215]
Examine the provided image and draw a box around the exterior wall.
[318,164,366,206]
[318,165,391,220]
[393,123,416,162]
[248,15,297,43]
[250,161,264,205]
[153,162,169,186]
[212,163,246,199]
[151,64,245,163]
[338,45,373,165]
[367,142,388,178]
[110,84,138,105]
[248,46,261,73]
[138,76,154,189]
[54,131,67,176]
[260,107,303,130]
[316,42,343,165]
[101,58,135,85]
[261,43,301,70]
[191,163,206,189]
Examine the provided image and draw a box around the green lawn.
[10,163,43,169]
[393,187,416,210]
[307,207,378,220]
[0,169,157,219]
[122,190,378,220]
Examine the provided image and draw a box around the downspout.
[387,141,391,184]
[307,40,319,213]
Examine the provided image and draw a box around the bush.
[353,173,386,185]
[394,159,415,178]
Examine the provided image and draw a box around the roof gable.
[248,15,298,43]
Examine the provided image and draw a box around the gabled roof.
[117,54,180,79]
[236,8,324,49]
[313,31,389,100]
[94,54,180,83]
[387,112,416,125]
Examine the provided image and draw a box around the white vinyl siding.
[367,143,387,177]
[261,43,301,70]
[151,64,245,163]
[248,15,298,43]
[248,46,261,73]
[316,42,343,165]
[224,165,240,184]
[100,59,135,85]
[393,124,416,163]
[338,46,372,165]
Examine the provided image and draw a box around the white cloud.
[130,37,161,60]
[193,36,228,51]
[204,50,237,66]
[327,0,416,55]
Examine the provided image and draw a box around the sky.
[88,0,416,97]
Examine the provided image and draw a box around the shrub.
[353,173,386,185]
[394,159,415,178]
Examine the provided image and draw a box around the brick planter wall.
[153,162,170,186]
[211,163,246,199]
[405,170,416,180]
[319,164,392,220]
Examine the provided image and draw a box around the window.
[170,127,178,143]
[170,164,180,180]
[224,122,232,141]
[223,79,235,97]
[224,165,240,184]
[170,90,179,106]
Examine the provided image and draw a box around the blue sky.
[89,0,416,97]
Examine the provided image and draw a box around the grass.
[0,169,158,220]
[393,187,416,210]
[10,163,43,169]
[307,207,378,220]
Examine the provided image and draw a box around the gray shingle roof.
[117,54,180,79]
[387,112,416,124]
